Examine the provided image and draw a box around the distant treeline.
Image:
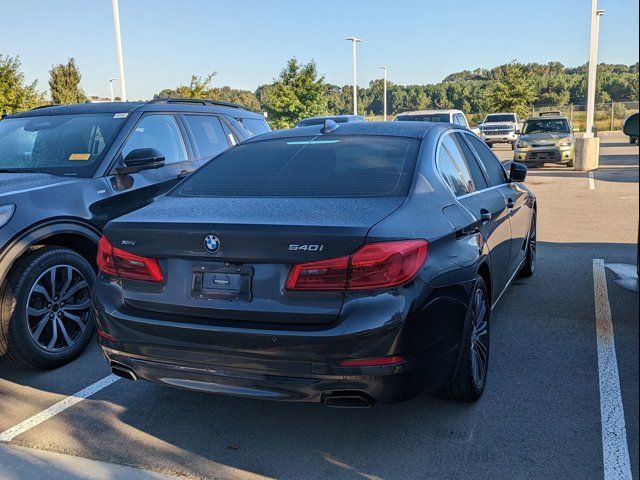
[156,61,639,117]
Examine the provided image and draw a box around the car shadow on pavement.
[1,242,638,480]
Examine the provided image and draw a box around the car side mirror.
[509,162,527,183]
[623,112,639,138]
[116,148,165,174]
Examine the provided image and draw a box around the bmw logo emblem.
[204,234,221,254]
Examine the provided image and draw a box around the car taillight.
[285,239,428,291]
[97,236,163,282]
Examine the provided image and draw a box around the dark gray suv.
[0,99,269,369]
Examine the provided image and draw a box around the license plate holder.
[190,265,253,301]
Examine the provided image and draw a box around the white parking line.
[589,172,596,190]
[0,374,120,442]
[592,259,632,480]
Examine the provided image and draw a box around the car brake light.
[285,255,349,291]
[338,355,405,367]
[285,239,428,291]
[97,236,163,282]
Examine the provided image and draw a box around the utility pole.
[112,0,127,102]
[585,3,604,138]
[380,66,387,121]
[610,102,615,131]
[109,78,118,102]
[345,37,363,116]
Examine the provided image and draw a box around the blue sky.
[1,0,638,100]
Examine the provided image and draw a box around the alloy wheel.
[26,265,91,352]
[470,287,489,388]
[528,216,537,272]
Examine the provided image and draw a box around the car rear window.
[237,117,271,135]
[395,114,450,123]
[174,135,420,198]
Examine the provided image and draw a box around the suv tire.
[0,247,96,369]
[437,277,489,402]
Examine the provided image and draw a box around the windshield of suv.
[484,114,516,123]
[0,114,125,177]
[522,119,570,135]
[395,114,450,123]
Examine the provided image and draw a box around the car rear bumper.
[92,278,470,405]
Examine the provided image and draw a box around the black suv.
[0,99,269,369]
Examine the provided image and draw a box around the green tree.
[260,58,327,129]
[0,54,43,114]
[49,58,87,104]
[487,61,537,117]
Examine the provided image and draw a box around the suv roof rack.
[148,97,242,109]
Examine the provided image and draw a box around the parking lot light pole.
[585,3,603,138]
[109,78,118,102]
[112,0,127,102]
[346,37,363,116]
[380,66,388,121]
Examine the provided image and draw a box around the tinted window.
[466,135,508,186]
[452,134,488,190]
[175,136,419,198]
[396,114,450,123]
[437,147,473,197]
[0,114,125,177]
[441,134,487,192]
[122,114,186,164]
[237,117,270,135]
[185,115,229,158]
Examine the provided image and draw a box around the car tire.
[0,247,96,369]
[631,137,638,145]
[436,276,490,402]
[567,158,575,168]
[519,213,537,277]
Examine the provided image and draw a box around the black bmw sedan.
[92,121,536,407]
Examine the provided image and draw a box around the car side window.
[441,134,487,193]
[438,139,475,197]
[122,114,187,165]
[184,115,229,159]
[466,135,508,186]
[451,115,460,125]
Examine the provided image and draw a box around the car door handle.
[506,198,515,209]
[480,208,492,222]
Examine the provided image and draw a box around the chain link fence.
[531,101,639,132]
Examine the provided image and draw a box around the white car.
[394,109,479,134]
[478,113,522,149]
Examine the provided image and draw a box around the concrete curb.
[0,444,180,480]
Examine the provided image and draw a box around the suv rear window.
[395,114,450,123]
[237,117,270,135]
[175,135,419,198]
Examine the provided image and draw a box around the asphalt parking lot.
[0,132,638,480]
